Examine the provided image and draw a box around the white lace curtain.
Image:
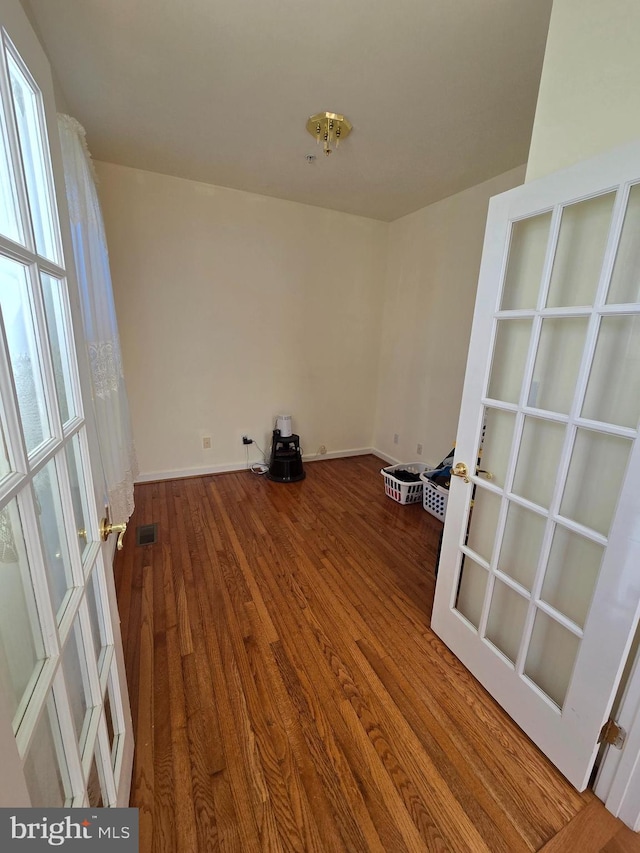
[57,114,137,523]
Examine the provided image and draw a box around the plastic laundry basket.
[381,463,430,505]
[420,472,449,521]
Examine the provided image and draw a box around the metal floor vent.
[136,523,158,546]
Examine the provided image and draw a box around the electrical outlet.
[202,436,211,449]
[393,433,399,445]
[417,443,423,455]
[242,435,253,445]
[319,445,327,455]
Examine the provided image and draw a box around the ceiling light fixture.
[306,112,352,157]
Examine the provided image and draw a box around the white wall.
[98,160,525,480]
[95,162,387,479]
[526,0,640,182]
[372,166,525,467]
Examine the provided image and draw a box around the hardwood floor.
[115,454,640,852]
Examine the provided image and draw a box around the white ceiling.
[25,0,553,221]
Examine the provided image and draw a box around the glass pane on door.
[487,319,532,403]
[104,663,124,772]
[86,568,107,673]
[607,183,640,305]
[512,417,566,509]
[62,614,91,746]
[479,408,516,488]
[6,52,60,264]
[582,315,640,428]
[525,611,580,708]
[540,526,603,628]
[0,101,23,244]
[547,193,616,308]
[65,433,91,562]
[41,273,77,425]
[485,580,529,664]
[497,503,546,592]
[560,429,632,536]
[466,487,501,563]
[33,458,74,620]
[529,317,589,414]
[23,692,70,807]
[0,498,45,720]
[455,556,488,630]
[501,212,552,310]
[0,255,50,454]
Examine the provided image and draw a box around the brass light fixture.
[306,111,352,156]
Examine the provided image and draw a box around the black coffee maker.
[266,429,305,482]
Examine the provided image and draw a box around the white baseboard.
[135,446,379,483]
[371,448,438,468]
[303,446,373,463]
[136,461,249,483]
[371,448,401,465]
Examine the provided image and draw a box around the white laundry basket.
[419,471,449,521]
[381,463,430,505]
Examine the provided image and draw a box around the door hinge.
[598,719,626,749]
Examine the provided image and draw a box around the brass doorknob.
[451,462,470,483]
[100,516,127,550]
[450,461,493,484]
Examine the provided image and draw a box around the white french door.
[0,1,132,807]
[432,139,640,791]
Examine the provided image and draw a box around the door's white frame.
[596,639,640,829]
[22,6,135,804]
[516,138,640,825]
[433,136,640,797]
[0,0,133,808]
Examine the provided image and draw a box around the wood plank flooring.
[114,454,640,852]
